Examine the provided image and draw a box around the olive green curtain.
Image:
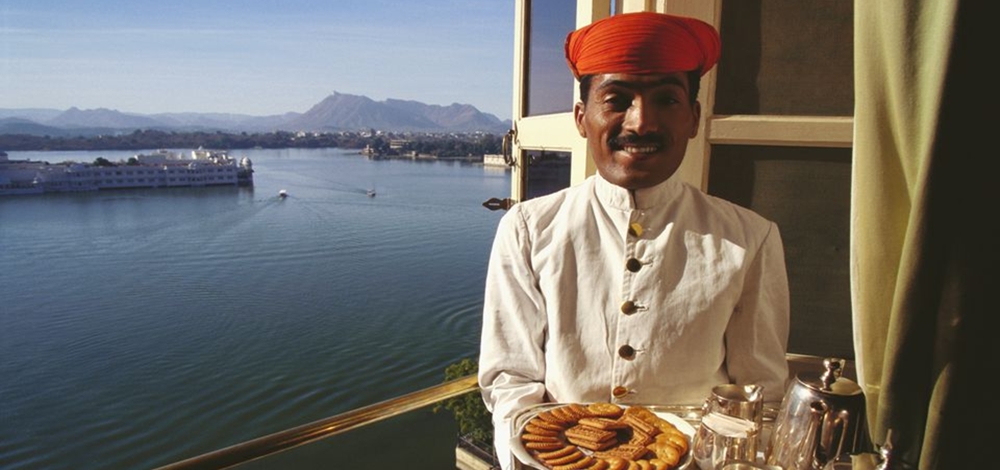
[852,1,988,468]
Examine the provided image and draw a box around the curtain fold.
[852,1,988,468]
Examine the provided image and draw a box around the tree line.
[0,129,504,157]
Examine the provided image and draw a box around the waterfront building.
[0,149,253,196]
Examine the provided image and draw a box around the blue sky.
[1,0,515,119]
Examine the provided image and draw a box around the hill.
[0,93,510,136]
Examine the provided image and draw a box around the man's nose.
[622,98,659,135]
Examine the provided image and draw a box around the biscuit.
[551,406,579,424]
[522,433,561,443]
[526,423,562,437]
[525,440,567,451]
[587,402,625,418]
[578,417,629,430]
[530,417,569,431]
[626,428,653,446]
[567,435,617,451]
[653,431,688,454]
[524,404,689,470]
[586,459,611,470]
[544,449,587,466]
[622,406,658,423]
[553,456,596,470]
[538,410,574,426]
[535,445,577,460]
[648,459,670,470]
[593,443,650,460]
[622,414,660,437]
[602,457,630,470]
[567,403,593,419]
[646,442,681,466]
[565,424,617,442]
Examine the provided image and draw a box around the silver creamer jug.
[766,358,872,470]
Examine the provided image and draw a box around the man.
[478,12,789,468]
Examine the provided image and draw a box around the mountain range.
[0,92,511,136]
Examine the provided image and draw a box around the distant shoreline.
[0,129,502,156]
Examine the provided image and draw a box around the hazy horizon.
[1,1,515,120]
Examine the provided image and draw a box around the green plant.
[435,358,494,452]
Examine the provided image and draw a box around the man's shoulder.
[676,182,776,233]
[510,178,595,215]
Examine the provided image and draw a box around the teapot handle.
[805,401,829,469]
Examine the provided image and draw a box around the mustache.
[608,134,665,149]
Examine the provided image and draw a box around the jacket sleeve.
[478,205,549,469]
[724,221,791,402]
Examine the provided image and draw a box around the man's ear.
[574,102,587,138]
[689,101,701,139]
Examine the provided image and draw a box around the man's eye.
[603,96,630,110]
[656,93,684,106]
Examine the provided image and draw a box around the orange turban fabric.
[565,12,721,79]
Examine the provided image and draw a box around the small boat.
[367,189,376,198]
[278,189,288,198]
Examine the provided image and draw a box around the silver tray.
[510,403,701,470]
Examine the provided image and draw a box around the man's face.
[574,72,700,190]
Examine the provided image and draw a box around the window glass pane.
[524,0,576,116]
[707,145,853,358]
[715,0,854,116]
[524,149,571,199]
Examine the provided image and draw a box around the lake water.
[0,148,511,469]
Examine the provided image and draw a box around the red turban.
[565,12,721,79]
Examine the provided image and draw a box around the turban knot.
[565,12,721,79]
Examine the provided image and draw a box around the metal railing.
[155,354,840,469]
[155,375,480,470]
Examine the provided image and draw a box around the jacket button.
[618,345,635,359]
[612,386,629,398]
[625,258,642,272]
[620,300,638,315]
[628,223,644,237]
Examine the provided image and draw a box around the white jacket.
[478,174,789,469]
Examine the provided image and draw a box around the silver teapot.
[766,358,872,470]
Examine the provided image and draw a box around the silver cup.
[692,384,765,470]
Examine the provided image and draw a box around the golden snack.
[526,440,567,450]
[551,407,581,425]
[536,445,578,460]
[565,424,617,442]
[522,403,689,470]
[586,459,611,470]
[625,428,653,446]
[545,449,587,466]
[523,433,563,443]
[646,441,681,466]
[654,431,688,454]
[531,417,569,431]
[527,423,563,437]
[578,417,629,430]
[603,457,629,470]
[587,402,625,418]
[648,459,670,470]
[622,414,660,437]
[566,403,592,419]
[553,456,596,470]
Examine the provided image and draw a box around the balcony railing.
[154,354,840,469]
[155,375,480,470]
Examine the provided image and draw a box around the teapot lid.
[796,358,863,397]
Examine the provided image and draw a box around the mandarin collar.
[594,173,684,211]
